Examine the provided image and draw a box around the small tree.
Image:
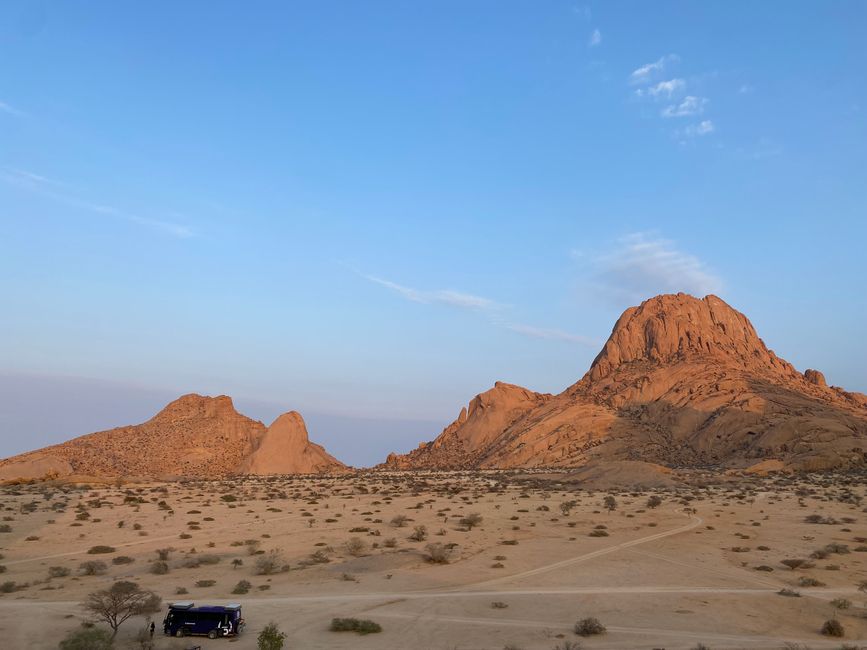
[603,496,617,514]
[559,500,577,516]
[82,581,161,639]
[59,627,114,650]
[258,622,286,650]
[646,495,662,509]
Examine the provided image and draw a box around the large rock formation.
[0,394,346,481]
[383,293,867,471]
[241,411,345,475]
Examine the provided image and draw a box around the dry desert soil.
[1,471,867,649]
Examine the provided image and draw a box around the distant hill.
[0,394,346,481]
[383,293,867,472]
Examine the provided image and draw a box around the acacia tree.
[82,580,161,638]
[603,495,617,514]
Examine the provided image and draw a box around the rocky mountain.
[239,411,344,475]
[0,394,347,481]
[384,293,867,471]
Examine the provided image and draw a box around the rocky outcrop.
[384,293,867,471]
[242,411,346,475]
[382,382,550,469]
[0,394,346,480]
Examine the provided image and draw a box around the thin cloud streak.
[629,54,678,85]
[1,168,194,238]
[0,100,25,117]
[363,275,499,311]
[504,323,598,346]
[360,272,594,345]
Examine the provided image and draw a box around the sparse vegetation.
[330,617,382,634]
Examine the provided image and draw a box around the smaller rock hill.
[0,394,347,481]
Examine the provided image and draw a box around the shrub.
[409,525,428,542]
[798,576,825,587]
[232,580,252,595]
[254,550,287,575]
[79,561,108,576]
[330,618,382,634]
[781,559,807,570]
[460,513,483,530]
[112,556,134,565]
[777,588,801,597]
[155,548,172,561]
[195,579,216,587]
[58,627,114,650]
[150,561,170,575]
[646,495,663,509]
[574,617,606,636]
[345,537,367,557]
[589,529,609,537]
[257,621,286,650]
[820,619,844,637]
[87,545,115,554]
[425,542,451,564]
[48,566,71,578]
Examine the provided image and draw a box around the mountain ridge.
[383,293,867,472]
[0,394,347,481]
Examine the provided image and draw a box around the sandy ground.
[1,471,866,649]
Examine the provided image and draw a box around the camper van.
[163,602,245,639]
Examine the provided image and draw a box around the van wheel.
[175,628,185,638]
[208,630,218,639]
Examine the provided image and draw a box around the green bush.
[232,580,252,595]
[87,545,115,554]
[330,618,382,634]
[574,617,606,636]
[820,618,844,637]
[257,622,286,650]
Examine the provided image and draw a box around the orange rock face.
[384,293,867,471]
[241,411,346,475]
[0,394,345,480]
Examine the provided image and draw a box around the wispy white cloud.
[589,233,723,304]
[504,323,597,346]
[0,100,25,117]
[0,167,194,238]
[359,271,594,346]
[362,275,500,312]
[629,55,678,85]
[681,120,715,137]
[661,95,708,118]
[588,28,602,47]
[636,78,685,100]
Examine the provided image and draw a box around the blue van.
[163,602,245,639]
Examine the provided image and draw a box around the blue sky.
[1,2,865,465]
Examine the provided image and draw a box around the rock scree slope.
[383,293,867,471]
[0,394,346,481]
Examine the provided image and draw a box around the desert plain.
[1,470,866,649]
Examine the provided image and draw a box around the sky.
[1,1,865,467]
